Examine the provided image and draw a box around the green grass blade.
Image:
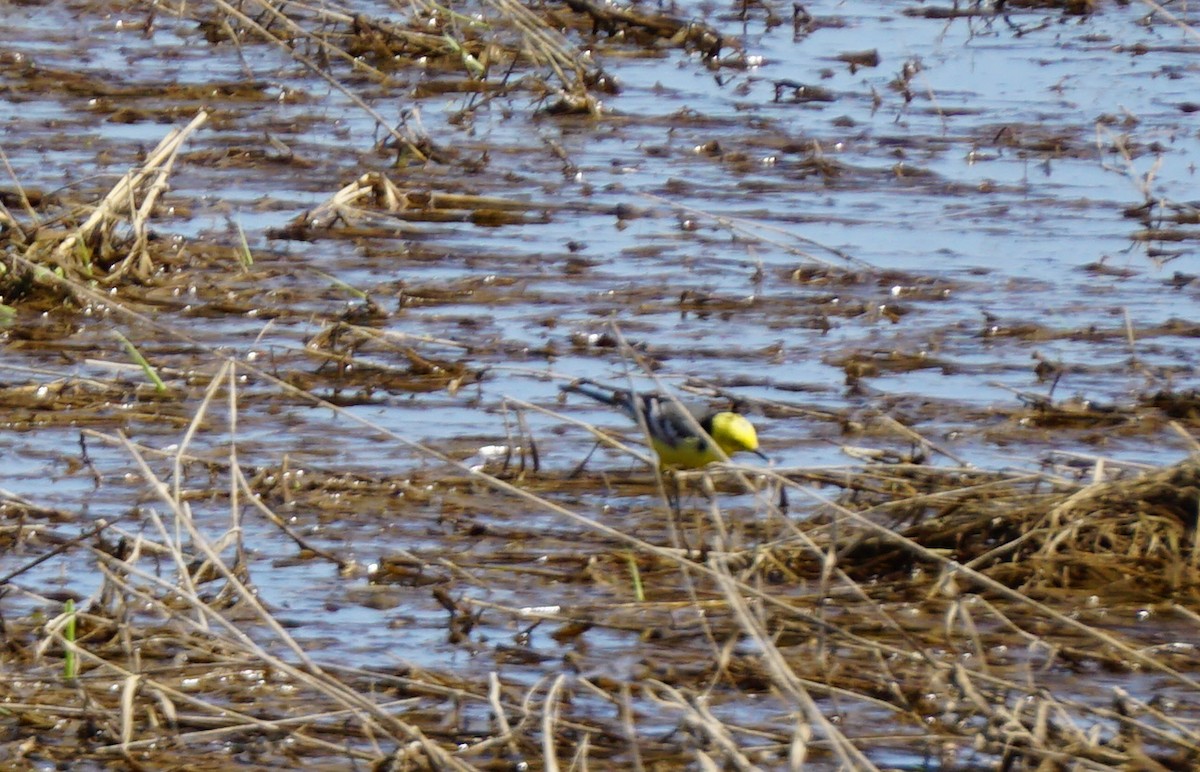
[234,221,254,270]
[113,330,167,394]
[63,599,77,681]
[625,552,645,602]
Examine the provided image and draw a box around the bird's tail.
[559,379,639,418]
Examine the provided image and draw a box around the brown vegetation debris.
[345,14,454,64]
[0,112,208,294]
[906,0,1095,19]
[1015,394,1130,430]
[995,460,1200,595]
[560,0,727,60]
[1145,390,1200,422]
[303,322,483,396]
[269,172,556,240]
[0,378,180,427]
[832,460,1200,599]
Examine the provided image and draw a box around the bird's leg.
[567,440,602,479]
[499,400,516,475]
[514,407,540,475]
[698,472,722,555]
[666,471,701,560]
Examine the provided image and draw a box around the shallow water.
[3,0,1200,766]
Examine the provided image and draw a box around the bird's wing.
[563,379,713,447]
[643,395,711,452]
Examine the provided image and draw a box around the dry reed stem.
[1137,0,1200,43]
[217,0,394,83]
[711,562,880,771]
[9,379,1200,768]
[0,373,444,761]
[36,612,377,761]
[51,111,208,280]
[282,170,597,238]
[481,0,605,99]
[541,674,566,772]
[783,477,1200,690]
[6,238,1200,766]
[114,434,472,767]
[35,415,470,766]
[645,679,760,771]
[0,144,37,238]
[208,0,427,161]
[4,4,1197,769]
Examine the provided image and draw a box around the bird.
[560,378,767,469]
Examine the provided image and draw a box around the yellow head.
[709,411,762,458]
[647,408,767,469]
